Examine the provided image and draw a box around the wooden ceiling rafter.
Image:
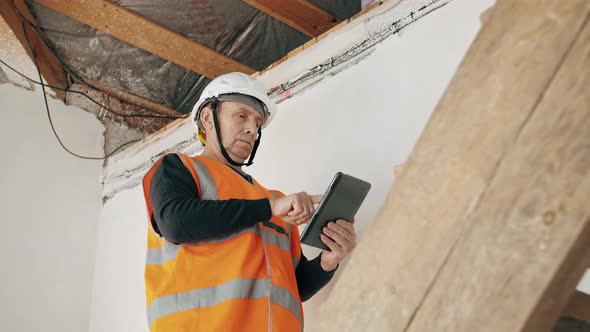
[241,0,340,38]
[252,1,384,78]
[31,0,256,79]
[0,0,68,100]
[1,0,186,132]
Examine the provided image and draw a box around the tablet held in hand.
[300,172,371,250]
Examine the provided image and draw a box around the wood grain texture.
[32,0,255,79]
[315,0,590,331]
[241,0,338,37]
[405,16,590,332]
[0,0,67,99]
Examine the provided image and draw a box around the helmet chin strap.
[211,98,262,167]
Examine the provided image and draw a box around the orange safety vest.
[142,153,304,331]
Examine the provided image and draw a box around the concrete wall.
[0,84,104,332]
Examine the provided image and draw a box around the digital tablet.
[300,172,371,250]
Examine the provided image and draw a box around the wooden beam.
[83,79,183,120]
[0,0,67,99]
[561,291,590,324]
[66,80,183,133]
[32,0,256,79]
[241,0,339,37]
[314,1,590,331]
[407,19,590,332]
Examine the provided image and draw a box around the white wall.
[0,84,104,331]
[89,186,149,332]
[90,1,498,331]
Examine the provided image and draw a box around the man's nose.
[244,118,257,135]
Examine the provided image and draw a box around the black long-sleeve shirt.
[149,154,335,301]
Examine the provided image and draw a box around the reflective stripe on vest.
[190,158,217,200]
[147,278,302,327]
[144,155,303,331]
[146,225,291,265]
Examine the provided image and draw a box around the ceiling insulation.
[25,0,360,117]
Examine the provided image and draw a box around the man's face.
[205,101,263,162]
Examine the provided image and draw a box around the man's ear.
[200,106,214,130]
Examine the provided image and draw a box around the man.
[142,72,356,331]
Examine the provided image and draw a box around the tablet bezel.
[299,172,371,250]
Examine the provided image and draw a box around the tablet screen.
[300,172,371,250]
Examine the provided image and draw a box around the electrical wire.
[0,57,186,120]
[7,0,187,120]
[21,19,139,160]
[1,0,190,159]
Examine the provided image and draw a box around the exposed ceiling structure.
[0,0,364,145]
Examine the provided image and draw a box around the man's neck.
[200,147,244,172]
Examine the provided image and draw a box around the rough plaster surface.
[102,118,148,156]
[0,66,8,83]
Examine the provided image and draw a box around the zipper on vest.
[257,224,273,332]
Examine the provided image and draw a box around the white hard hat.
[191,72,276,145]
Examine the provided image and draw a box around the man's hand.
[269,192,322,225]
[320,219,356,271]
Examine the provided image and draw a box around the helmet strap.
[211,98,262,167]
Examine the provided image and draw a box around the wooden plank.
[32,0,255,79]
[252,1,391,78]
[350,1,383,22]
[241,0,339,37]
[562,291,590,324]
[0,0,67,99]
[404,16,590,332]
[314,1,590,331]
[83,79,183,120]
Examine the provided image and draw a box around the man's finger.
[297,218,310,225]
[292,215,307,225]
[284,215,306,225]
[320,234,340,252]
[288,208,307,219]
[291,201,303,215]
[310,195,323,204]
[332,220,355,238]
[328,221,354,239]
[336,219,356,237]
[302,198,311,218]
[323,226,348,247]
[306,196,315,217]
[290,210,307,223]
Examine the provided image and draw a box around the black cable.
[13,1,92,86]
[8,0,187,120]
[22,20,139,160]
[0,57,186,120]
